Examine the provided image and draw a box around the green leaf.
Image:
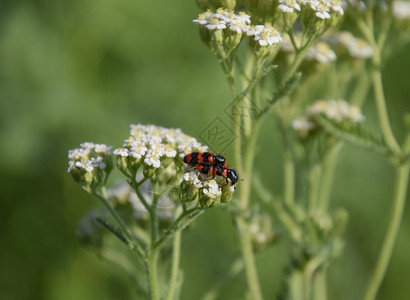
[314,115,392,157]
[96,217,131,246]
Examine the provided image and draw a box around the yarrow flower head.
[292,99,365,137]
[246,22,282,58]
[181,164,236,208]
[392,1,410,20]
[67,142,112,189]
[113,124,207,176]
[297,0,344,31]
[279,0,301,13]
[247,22,282,46]
[392,1,410,30]
[325,31,373,59]
[305,40,336,64]
[193,8,251,58]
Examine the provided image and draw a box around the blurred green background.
[1,1,409,299]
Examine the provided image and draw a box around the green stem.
[371,64,401,155]
[314,270,327,300]
[236,120,264,300]
[236,217,264,300]
[147,247,159,300]
[221,58,244,175]
[307,164,321,214]
[167,231,181,300]
[94,189,144,257]
[283,131,295,207]
[350,67,370,106]
[284,151,295,207]
[282,34,317,85]
[240,121,261,210]
[364,163,410,300]
[318,143,343,211]
[154,208,203,250]
[357,16,401,155]
[151,194,159,244]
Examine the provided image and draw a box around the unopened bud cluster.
[292,99,365,136]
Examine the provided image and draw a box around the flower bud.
[199,191,221,208]
[196,0,211,10]
[183,185,200,203]
[116,155,128,173]
[143,165,155,178]
[221,184,235,203]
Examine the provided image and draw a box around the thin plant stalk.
[235,121,264,300]
[314,270,328,300]
[236,217,264,300]
[357,14,410,299]
[364,163,409,300]
[167,230,182,300]
[147,247,159,300]
[318,143,343,211]
[283,128,296,207]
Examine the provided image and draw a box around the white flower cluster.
[305,40,337,63]
[193,8,251,33]
[193,9,282,47]
[184,170,223,197]
[325,31,373,59]
[67,142,112,173]
[392,1,410,20]
[281,33,336,64]
[279,0,301,13]
[246,23,283,46]
[248,213,276,249]
[279,0,344,19]
[292,99,365,132]
[281,30,372,62]
[113,124,207,169]
[183,169,226,202]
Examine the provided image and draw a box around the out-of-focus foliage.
[0,0,409,299]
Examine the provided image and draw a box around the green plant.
[67,0,410,299]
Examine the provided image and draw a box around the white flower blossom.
[205,18,227,30]
[184,170,204,188]
[113,148,129,157]
[330,0,344,15]
[310,0,332,19]
[307,99,365,123]
[248,23,282,46]
[292,116,315,131]
[203,180,222,199]
[305,41,336,63]
[67,142,111,174]
[193,9,251,34]
[114,124,207,169]
[392,1,410,20]
[325,31,373,59]
[278,0,301,13]
[293,99,366,135]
